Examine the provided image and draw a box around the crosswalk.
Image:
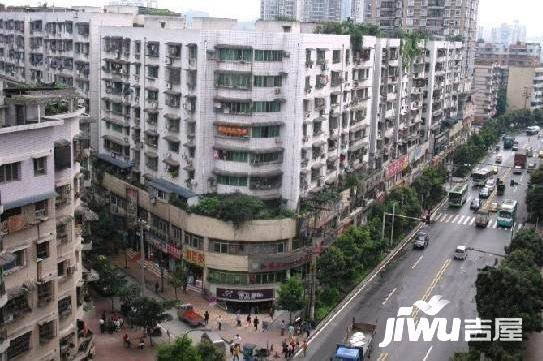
[431,212,523,231]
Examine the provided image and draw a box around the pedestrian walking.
[288,324,294,337]
[246,314,252,326]
[234,334,241,346]
[122,333,131,348]
[182,279,188,294]
[218,315,222,331]
[302,339,308,357]
[138,336,145,350]
[268,306,274,321]
[204,310,210,325]
[232,344,240,361]
[280,320,286,336]
[253,316,259,331]
[236,311,241,327]
[154,281,160,294]
[99,317,105,334]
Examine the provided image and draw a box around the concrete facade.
[0,85,93,361]
[472,63,499,122]
[260,0,364,22]
[506,66,543,111]
[475,41,541,67]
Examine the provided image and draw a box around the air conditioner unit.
[274,88,281,95]
[134,75,140,82]
[166,82,172,90]
[213,102,222,109]
[67,266,76,275]
[152,102,158,109]
[165,57,172,65]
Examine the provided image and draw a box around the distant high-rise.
[260,0,364,22]
[490,21,527,45]
[363,0,479,73]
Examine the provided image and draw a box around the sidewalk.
[107,251,305,359]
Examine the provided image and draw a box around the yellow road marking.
[411,259,452,322]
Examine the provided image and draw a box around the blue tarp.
[148,178,196,200]
[335,346,360,360]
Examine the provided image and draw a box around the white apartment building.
[260,0,364,22]
[0,85,93,361]
[364,0,479,73]
[0,7,186,152]
[96,19,467,210]
[472,63,499,122]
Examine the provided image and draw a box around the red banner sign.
[386,155,409,179]
[185,249,205,266]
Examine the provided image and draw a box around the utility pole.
[139,219,147,297]
[390,203,396,247]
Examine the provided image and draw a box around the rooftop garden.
[45,101,70,116]
[188,193,295,227]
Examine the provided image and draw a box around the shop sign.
[248,248,312,272]
[216,288,274,302]
[148,236,182,260]
[386,155,409,179]
[184,249,205,266]
[126,186,138,226]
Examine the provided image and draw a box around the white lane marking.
[433,213,442,222]
[422,346,433,361]
[466,196,472,204]
[490,219,497,228]
[463,216,472,225]
[382,288,397,306]
[411,255,424,269]
[445,214,454,223]
[458,215,466,224]
[452,215,460,223]
[469,217,476,225]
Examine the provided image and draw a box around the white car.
[454,245,467,260]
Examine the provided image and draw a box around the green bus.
[448,183,469,207]
[497,199,518,228]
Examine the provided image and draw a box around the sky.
[5,0,543,35]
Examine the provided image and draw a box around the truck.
[497,178,505,196]
[332,319,376,360]
[527,125,540,135]
[513,152,527,174]
[503,136,514,149]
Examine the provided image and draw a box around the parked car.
[485,179,496,190]
[528,162,536,172]
[413,232,429,249]
[489,202,499,212]
[495,155,502,164]
[470,197,481,211]
[475,210,490,228]
[492,165,499,174]
[527,147,534,157]
[479,186,491,199]
[177,304,205,327]
[454,245,468,260]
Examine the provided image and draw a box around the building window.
[220,101,251,114]
[207,269,248,285]
[184,232,203,249]
[168,140,179,152]
[215,72,251,89]
[33,156,47,176]
[39,321,55,343]
[217,48,252,62]
[37,241,49,260]
[217,175,248,187]
[147,65,159,79]
[252,101,281,112]
[253,75,282,87]
[332,50,341,64]
[4,249,26,272]
[216,150,248,162]
[251,152,281,164]
[252,126,280,138]
[0,162,20,183]
[6,331,31,360]
[254,50,283,62]
[58,296,72,318]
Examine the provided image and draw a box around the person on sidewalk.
[123,333,131,348]
[217,315,222,331]
[139,336,145,350]
[236,311,241,327]
[253,316,259,331]
[232,344,240,361]
[233,334,241,347]
[269,306,274,321]
[280,320,286,336]
[204,310,210,325]
[182,279,188,294]
[246,314,252,327]
[302,339,308,357]
[99,318,105,334]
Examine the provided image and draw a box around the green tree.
[277,277,306,322]
[156,336,202,361]
[196,339,225,361]
[527,168,543,222]
[317,246,349,287]
[127,297,171,345]
[506,229,543,266]
[497,88,507,116]
[169,265,186,301]
[93,256,126,311]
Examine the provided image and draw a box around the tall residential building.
[475,41,541,67]
[490,21,527,45]
[506,66,543,111]
[472,63,499,123]
[260,0,363,22]
[0,85,93,361]
[0,7,186,152]
[363,0,479,73]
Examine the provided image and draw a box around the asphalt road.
[303,133,541,361]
